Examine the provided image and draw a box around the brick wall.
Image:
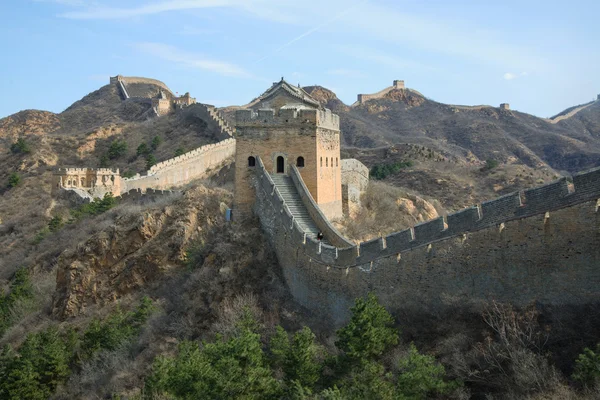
[254,164,600,325]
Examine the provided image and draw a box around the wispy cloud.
[503,72,528,81]
[132,42,250,78]
[59,0,238,19]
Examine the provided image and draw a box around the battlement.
[147,138,235,174]
[56,167,120,175]
[235,108,339,131]
[500,103,510,110]
[256,158,600,268]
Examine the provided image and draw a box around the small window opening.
[326,158,328,167]
[320,157,323,167]
[297,156,305,167]
[248,156,256,167]
[336,157,338,167]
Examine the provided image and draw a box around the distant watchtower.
[234,79,342,220]
[393,80,405,89]
[500,103,510,110]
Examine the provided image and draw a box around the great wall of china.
[54,76,600,325]
[54,77,236,199]
[254,157,600,324]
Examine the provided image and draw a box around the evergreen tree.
[146,154,157,170]
[396,343,457,399]
[151,136,162,151]
[10,138,31,154]
[108,140,128,159]
[137,143,150,157]
[7,173,21,188]
[335,293,398,363]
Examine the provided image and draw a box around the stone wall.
[356,80,406,105]
[123,138,236,192]
[341,159,369,216]
[254,161,600,325]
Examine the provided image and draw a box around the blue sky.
[1,0,598,118]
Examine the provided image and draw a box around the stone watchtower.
[234,79,343,220]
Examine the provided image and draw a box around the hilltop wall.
[356,80,406,105]
[123,138,235,192]
[254,160,600,325]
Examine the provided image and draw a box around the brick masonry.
[254,160,600,326]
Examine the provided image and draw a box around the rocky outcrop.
[52,186,231,318]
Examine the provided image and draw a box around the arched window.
[296,156,305,167]
[248,156,256,167]
[276,156,284,173]
[336,157,338,167]
[320,157,323,167]
[81,178,85,186]
[326,158,328,167]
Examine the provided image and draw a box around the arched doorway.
[276,156,285,173]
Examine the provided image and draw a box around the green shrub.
[10,138,31,154]
[396,343,458,399]
[481,159,499,172]
[32,227,49,244]
[146,154,157,170]
[136,143,150,157]
[81,297,154,359]
[107,140,128,160]
[151,136,162,151]
[572,343,600,387]
[48,216,63,233]
[144,317,281,399]
[0,268,34,336]
[99,154,109,168]
[335,293,398,363]
[122,170,136,179]
[174,147,185,157]
[370,161,413,180]
[71,193,116,219]
[8,172,21,188]
[270,326,322,390]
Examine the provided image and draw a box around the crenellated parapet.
[255,160,600,267]
[235,107,340,132]
[255,159,600,323]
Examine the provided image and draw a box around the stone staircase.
[270,174,325,243]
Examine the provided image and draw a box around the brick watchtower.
[234,79,343,220]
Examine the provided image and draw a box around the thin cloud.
[132,42,251,78]
[59,0,238,19]
[503,72,528,81]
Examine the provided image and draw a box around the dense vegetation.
[142,294,459,399]
[0,298,154,399]
[370,161,413,180]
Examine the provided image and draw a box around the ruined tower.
[234,79,342,220]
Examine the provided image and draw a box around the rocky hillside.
[303,86,600,173]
